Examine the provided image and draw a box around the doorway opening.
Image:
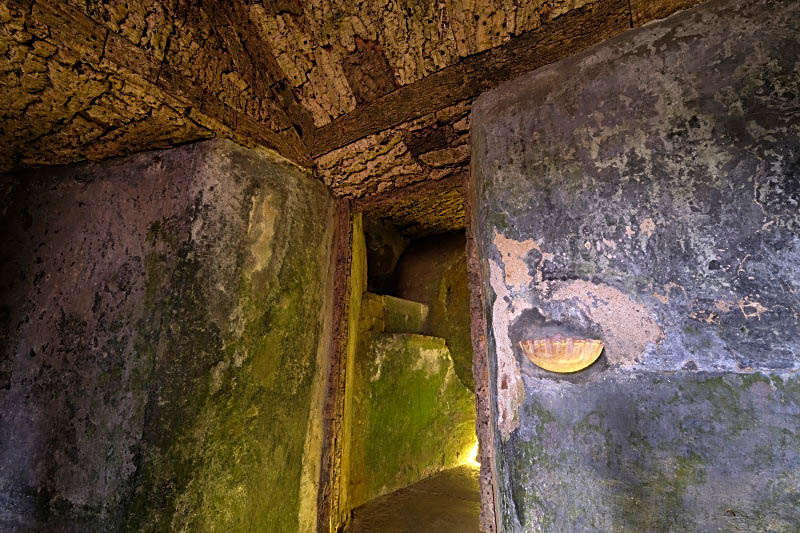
[343,214,480,532]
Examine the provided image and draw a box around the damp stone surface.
[471,0,800,530]
[0,139,335,531]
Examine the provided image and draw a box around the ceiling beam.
[311,0,633,158]
[200,0,317,143]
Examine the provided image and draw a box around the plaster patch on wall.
[546,279,663,366]
[737,298,769,320]
[639,217,656,238]
[689,310,719,324]
[489,259,525,440]
[493,229,553,286]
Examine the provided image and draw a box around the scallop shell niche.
[519,337,604,373]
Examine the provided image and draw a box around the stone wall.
[347,329,476,510]
[470,0,800,530]
[393,232,475,391]
[341,221,477,517]
[0,139,335,531]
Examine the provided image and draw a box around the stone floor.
[349,465,481,532]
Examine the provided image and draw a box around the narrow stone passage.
[2,2,798,532]
[349,465,480,532]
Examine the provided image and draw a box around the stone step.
[359,292,429,334]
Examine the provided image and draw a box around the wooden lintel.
[312,0,632,158]
[202,0,317,143]
[353,172,466,213]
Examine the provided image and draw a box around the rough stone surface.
[509,372,799,531]
[471,0,800,530]
[393,232,475,391]
[350,465,480,533]
[363,217,409,292]
[343,222,477,520]
[347,332,476,510]
[0,139,334,531]
[359,293,429,336]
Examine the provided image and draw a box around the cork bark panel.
[248,0,463,127]
[248,0,607,127]
[60,0,289,134]
[446,0,594,57]
[163,1,289,134]
[315,101,471,199]
[0,1,211,173]
[630,0,706,26]
[247,3,357,128]
[341,37,398,105]
[0,0,311,171]
[360,183,466,238]
[63,0,175,61]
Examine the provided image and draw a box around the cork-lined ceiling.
[1,0,699,232]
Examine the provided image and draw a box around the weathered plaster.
[546,280,663,366]
[471,0,800,529]
[488,259,526,440]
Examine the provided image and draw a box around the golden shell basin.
[519,337,604,373]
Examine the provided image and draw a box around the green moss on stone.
[123,143,334,532]
[429,256,475,390]
[615,453,706,531]
[348,332,476,508]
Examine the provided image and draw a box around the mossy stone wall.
[393,232,475,391]
[471,1,800,530]
[347,332,476,509]
[0,139,334,531]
